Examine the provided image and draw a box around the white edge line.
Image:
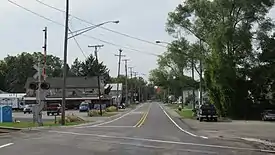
[50,131,275,153]
[158,103,205,138]
[0,143,14,149]
[92,103,145,127]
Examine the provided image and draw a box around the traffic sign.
[33,65,42,79]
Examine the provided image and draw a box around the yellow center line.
[136,103,152,127]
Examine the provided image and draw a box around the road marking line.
[91,126,135,128]
[137,103,152,127]
[158,104,200,138]
[91,103,146,127]
[134,112,146,127]
[50,130,275,153]
[0,143,13,149]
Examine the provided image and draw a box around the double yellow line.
[134,104,151,127]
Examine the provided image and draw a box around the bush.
[88,109,106,117]
[58,113,84,123]
[106,106,117,112]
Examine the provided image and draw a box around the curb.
[0,126,22,131]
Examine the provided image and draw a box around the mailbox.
[0,105,13,123]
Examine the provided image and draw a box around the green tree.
[166,0,275,118]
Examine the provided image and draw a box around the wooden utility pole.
[115,49,126,109]
[128,67,134,103]
[122,59,130,105]
[88,44,104,116]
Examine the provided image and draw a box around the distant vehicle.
[79,102,89,112]
[47,103,61,116]
[23,105,32,114]
[0,93,26,110]
[118,103,126,109]
[197,104,218,122]
[261,110,275,121]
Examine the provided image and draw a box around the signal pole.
[88,44,104,116]
[133,71,138,102]
[42,27,47,81]
[122,59,130,105]
[61,0,69,125]
[115,49,126,109]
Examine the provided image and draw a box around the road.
[1,102,274,155]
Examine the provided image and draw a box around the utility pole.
[61,0,69,125]
[133,71,138,102]
[122,59,130,105]
[199,40,203,106]
[42,27,47,81]
[115,49,126,110]
[88,44,104,116]
[128,67,134,103]
[191,57,196,110]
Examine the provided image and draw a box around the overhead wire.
[7,0,160,57]
[35,0,166,48]
[68,21,87,59]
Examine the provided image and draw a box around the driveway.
[1,102,274,155]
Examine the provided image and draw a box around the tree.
[71,54,111,84]
[165,0,275,118]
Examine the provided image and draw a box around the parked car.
[23,105,32,114]
[79,102,89,112]
[261,110,275,121]
[196,104,218,122]
[47,103,61,116]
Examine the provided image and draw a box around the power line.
[7,0,160,57]
[8,0,64,27]
[68,22,87,59]
[35,0,166,48]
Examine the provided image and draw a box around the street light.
[61,15,119,124]
[68,20,119,39]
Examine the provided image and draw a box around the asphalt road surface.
[1,102,274,155]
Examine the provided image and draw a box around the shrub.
[106,106,117,112]
[58,113,84,123]
[88,109,106,117]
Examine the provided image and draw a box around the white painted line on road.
[89,126,135,128]
[0,143,13,149]
[200,136,209,139]
[50,130,275,153]
[91,103,146,127]
[158,104,201,138]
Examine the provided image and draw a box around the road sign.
[33,65,42,79]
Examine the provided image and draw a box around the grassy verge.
[176,109,194,119]
[166,103,179,109]
[0,121,83,128]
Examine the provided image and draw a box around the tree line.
[0,52,154,100]
[149,0,275,119]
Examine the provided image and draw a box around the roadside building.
[23,76,111,109]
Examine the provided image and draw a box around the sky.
[0,0,183,80]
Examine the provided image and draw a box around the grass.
[0,121,83,128]
[176,109,194,119]
[166,103,179,109]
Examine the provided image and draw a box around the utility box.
[0,105,13,123]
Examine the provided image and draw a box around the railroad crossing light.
[29,82,38,90]
[40,82,50,90]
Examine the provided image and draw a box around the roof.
[106,83,123,91]
[25,76,103,89]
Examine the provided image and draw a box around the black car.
[261,110,275,121]
[196,104,218,122]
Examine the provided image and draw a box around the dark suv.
[197,104,218,122]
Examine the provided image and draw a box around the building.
[23,76,111,109]
[105,83,123,105]
[0,93,26,110]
